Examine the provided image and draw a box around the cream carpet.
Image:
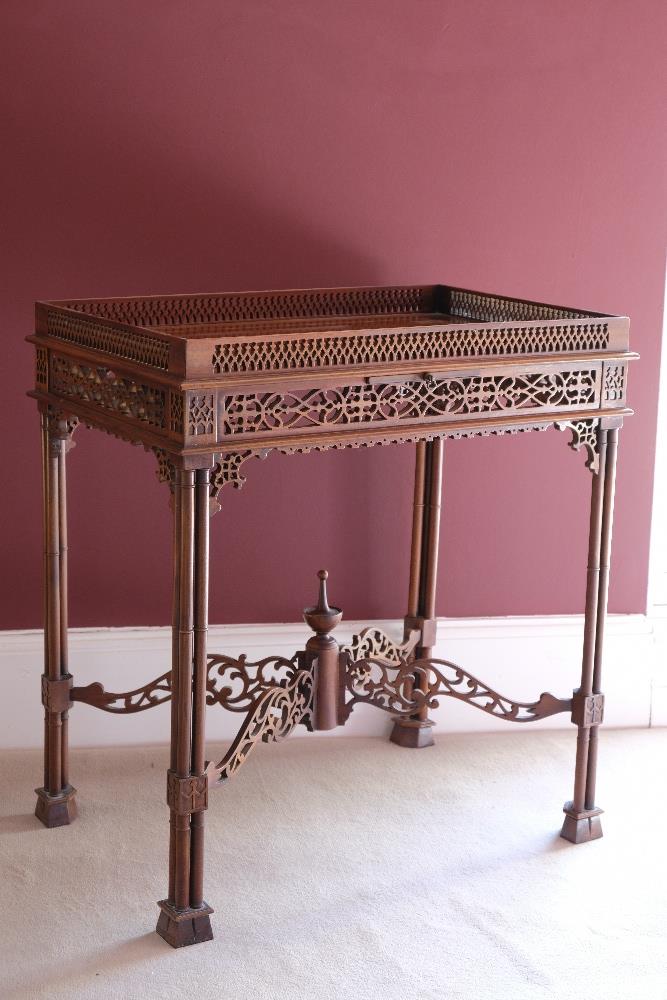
[1,730,666,1000]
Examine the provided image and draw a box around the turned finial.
[304,570,343,732]
[316,569,331,612]
[303,569,342,636]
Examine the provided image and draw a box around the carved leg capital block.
[166,771,209,814]
[403,615,437,649]
[34,784,77,828]
[390,717,435,749]
[156,900,214,948]
[41,673,73,712]
[560,802,603,844]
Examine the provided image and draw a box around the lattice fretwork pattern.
[46,311,170,370]
[603,364,625,402]
[448,289,590,323]
[222,370,598,435]
[61,287,431,328]
[36,347,48,388]
[49,354,166,428]
[152,448,175,488]
[188,394,215,436]
[169,393,184,434]
[211,322,609,374]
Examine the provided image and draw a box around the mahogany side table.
[28,284,634,947]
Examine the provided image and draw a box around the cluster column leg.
[156,468,213,947]
[561,425,619,843]
[190,469,210,908]
[391,437,444,748]
[35,413,77,827]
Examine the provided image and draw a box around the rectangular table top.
[29,283,634,465]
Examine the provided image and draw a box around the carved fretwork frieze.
[49,352,166,430]
[207,661,315,785]
[221,370,598,436]
[555,418,600,473]
[342,654,572,725]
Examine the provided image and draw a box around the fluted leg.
[35,412,77,827]
[561,425,619,843]
[156,467,213,947]
[391,438,444,748]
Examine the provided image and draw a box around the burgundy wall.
[1,1,665,630]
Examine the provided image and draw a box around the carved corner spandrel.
[555,418,600,473]
[209,449,271,514]
[152,447,176,492]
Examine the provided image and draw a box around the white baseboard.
[1,614,663,749]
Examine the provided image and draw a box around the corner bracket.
[555,418,599,474]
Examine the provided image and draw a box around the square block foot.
[560,802,603,844]
[156,900,214,948]
[34,785,77,828]
[390,718,435,749]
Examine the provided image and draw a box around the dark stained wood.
[156,468,213,948]
[406,440,426,618]
[391,437,443,748]
[174,469,194,912]
[28,284,634,944]
[34,414,77,828]
[46,438,61,792]
[304,570,343,731]
[28,284,634,471]
[189,468,210,910]
[156,899,214,949]
[167,469,182,904]
[561,422,619,843]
